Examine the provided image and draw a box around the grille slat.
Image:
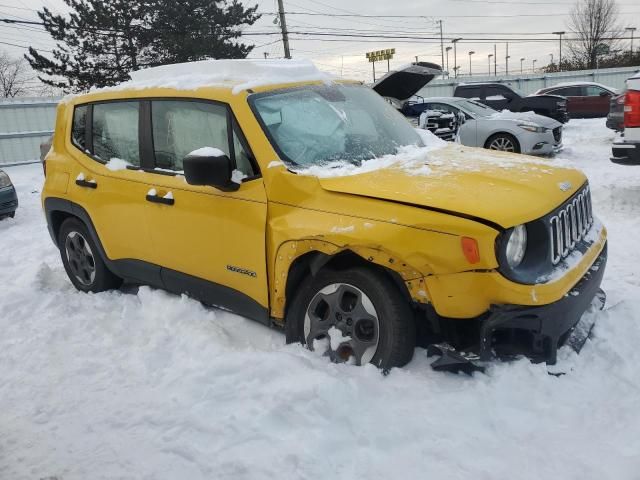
[549,186,593,265]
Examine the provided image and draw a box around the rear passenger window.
[151,100,255,177]
[459,87,481,100]
[92,102,140,166]
[71,105,88,151]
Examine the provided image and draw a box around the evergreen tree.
[144,0,260,65]
[26,0,260,93]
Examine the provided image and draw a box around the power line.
[260,10,640,18]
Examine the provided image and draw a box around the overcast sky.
[1,0,639,85]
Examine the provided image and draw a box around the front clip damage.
[426,288,606,375]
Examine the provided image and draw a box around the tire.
[286,266,416,369]
[58,217,122,293]
[485,133,520,153]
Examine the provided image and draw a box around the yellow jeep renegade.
[42,61,607,370]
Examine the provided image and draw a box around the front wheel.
[58,218,122,293]
[286,267,416,369]
[485,133,520,153]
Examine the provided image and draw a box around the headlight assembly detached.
[0,171,12,189]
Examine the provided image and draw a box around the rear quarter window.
[71,105,88,151]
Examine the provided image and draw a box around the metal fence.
[417,65,640,98]
[0,96,60,166]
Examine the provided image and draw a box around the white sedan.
[418,97,563,155]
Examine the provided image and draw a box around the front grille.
[553,127,562,143]
[549,186,593,265]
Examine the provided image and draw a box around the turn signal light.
[461,237,480,264]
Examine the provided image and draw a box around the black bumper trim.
[611,141,640,164]
[479,243,607,364]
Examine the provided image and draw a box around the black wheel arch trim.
[43,196,270,325]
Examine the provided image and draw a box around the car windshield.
[251,83,423,167]
[454,99,497,117]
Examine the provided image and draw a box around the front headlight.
[0,171,12,189]
[518,123,548,133]
[505,224,527,268]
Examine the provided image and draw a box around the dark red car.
[535,82,619,118]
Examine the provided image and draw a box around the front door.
[584,85,612,117]
[140,99,269,322]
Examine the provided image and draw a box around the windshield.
[454,99,497,117]
[251,84,423,167]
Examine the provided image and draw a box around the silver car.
[418,97,563,155]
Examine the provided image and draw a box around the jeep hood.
[315,144,585,229]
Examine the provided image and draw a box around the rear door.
[140,98,269,322]
[67,101,156,276]
[548,86,582,117]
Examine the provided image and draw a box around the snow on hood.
[90,59,335,96]
[488,110,561,128]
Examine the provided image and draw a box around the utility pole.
[488,54,493,75]
[468,51,475,76]
[505,43,510,76]
[452,38,462,78]
[553,31,565,71]
[277,0,291,59]
[438,20,445,77]
[494,44,497,76]
[627,27,637,59]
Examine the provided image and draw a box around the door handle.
[75,178,97,189]
[146,190,174,206]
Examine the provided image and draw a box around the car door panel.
[141,99,269,313]
[67,101,154,264]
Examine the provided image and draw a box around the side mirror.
[183,152,239,192]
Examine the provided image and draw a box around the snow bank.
[96,59,335,96]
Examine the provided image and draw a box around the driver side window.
[150,100,255,176]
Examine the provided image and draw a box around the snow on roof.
[95,59,335,96]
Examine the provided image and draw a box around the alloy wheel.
[304,283,380,365]
[64,231,96,286]
[488,136,515,152]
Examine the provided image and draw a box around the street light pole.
[446,46,452,76]
[505,42,510,76]
[627,27,637,59]
[488,54,493,76]
[520,57,525,74]
[468,51,475,76]
[532,59,537,72]
[452,38,462,78]
[553,31,565,71]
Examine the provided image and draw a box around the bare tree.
[0,51,31,98]
[567,0,622,69]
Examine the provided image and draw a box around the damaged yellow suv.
[42,60,607,370]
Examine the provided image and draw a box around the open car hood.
[372,62,442,102]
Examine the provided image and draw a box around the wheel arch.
[273,239,428,322]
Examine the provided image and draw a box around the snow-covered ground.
[1,119,640,480]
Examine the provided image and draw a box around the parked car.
[42,60,607,370]
[454,82,569,123]
[611,72,640,164]
[535,82,618,118]
[0,168,18,219]
[416,97,562,154]
[606,92,626,131]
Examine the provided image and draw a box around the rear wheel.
[58,218,122,293]
[286,267,416,369]
[485,133,520,153]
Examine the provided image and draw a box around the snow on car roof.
[90,59,335,96]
